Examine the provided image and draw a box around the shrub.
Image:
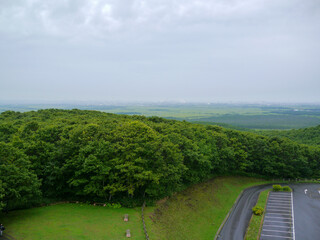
[106,203,122,209]
[273,185,282,191]
[252,206,264,216]
[282,186,292,192]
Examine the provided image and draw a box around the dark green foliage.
[252,206,264,216]
[0,142,41,210]
[0,109,319,209]
[257,125,320,146]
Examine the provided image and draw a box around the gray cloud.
[0,0,319,103]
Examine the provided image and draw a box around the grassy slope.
[1,204,145,240]
[144,176,271,240]
[245,189,270,240]
[0,177,275,240]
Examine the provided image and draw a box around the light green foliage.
[252,206,264,216]
[273,185,282,191]
[282,186,292,192]
[273,185,292,192]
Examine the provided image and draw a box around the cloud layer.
[0,0,320,102]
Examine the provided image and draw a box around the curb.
[257,191,270,240]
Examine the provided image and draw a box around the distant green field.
[1,103,320,129]
[1,204,144,240]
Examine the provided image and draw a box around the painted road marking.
[261,234,293,239]
[269,196,291,199]
[264,220,292,224]
[268,203,292,207]
[266,213,292,216]
[265,216,292,220]
[267,206,291,210]
[260,192,294,240]
[263,229,294,234]
[291,192,295,240]
[305,189,308,194]
[263,224,293,228]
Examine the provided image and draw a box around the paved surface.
[260,192,294,240]
[216,184,273,240]
[291,183,320,240]
[216,183,320,240]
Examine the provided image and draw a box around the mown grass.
[0,203,145,240]
[144,176,272,240]
[245,189,271,240]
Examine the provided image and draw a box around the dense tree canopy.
[0,109,319,209]
[257,125,320,147]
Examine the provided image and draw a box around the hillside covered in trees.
[1,109,320,211]
[257,125,320,147]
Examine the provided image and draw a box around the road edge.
[213,189,244,240]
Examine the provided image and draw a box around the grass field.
[0,204,145,240]
[0,177,271,240]
[245,189,270,240]
[144,176,271,240]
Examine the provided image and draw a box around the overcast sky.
[1,0,319,103]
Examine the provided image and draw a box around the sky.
[0,0,320,104]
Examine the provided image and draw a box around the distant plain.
[1,103,320,129]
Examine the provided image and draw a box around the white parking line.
[268,210,291,215]
[267,203,292,207]
[291,192,295,240]
[268,198,291,201]
[262,229,294,234]
[263,224,293,229]
[265,216,292,220]
[261,234,293,239]
[266,214,292,217]
[268,199,291,203]
[264,220,293,224]
[267,206,291,210]
[269,196,291,199]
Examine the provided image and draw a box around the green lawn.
[1,204,145,240]
[144,176,272,240]
[0,177,274,240]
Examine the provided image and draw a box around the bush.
[252,206,264,216]
[273,185,282,191]
[106,203,122,209]
[282,186,292,192]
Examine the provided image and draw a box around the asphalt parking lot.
[216,183,320,240]
[260,191,294,240]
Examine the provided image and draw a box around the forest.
[0,109,320,211]
[257,125,320,147]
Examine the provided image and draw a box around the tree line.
[0,109,319,210]
[257,125,320,146]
